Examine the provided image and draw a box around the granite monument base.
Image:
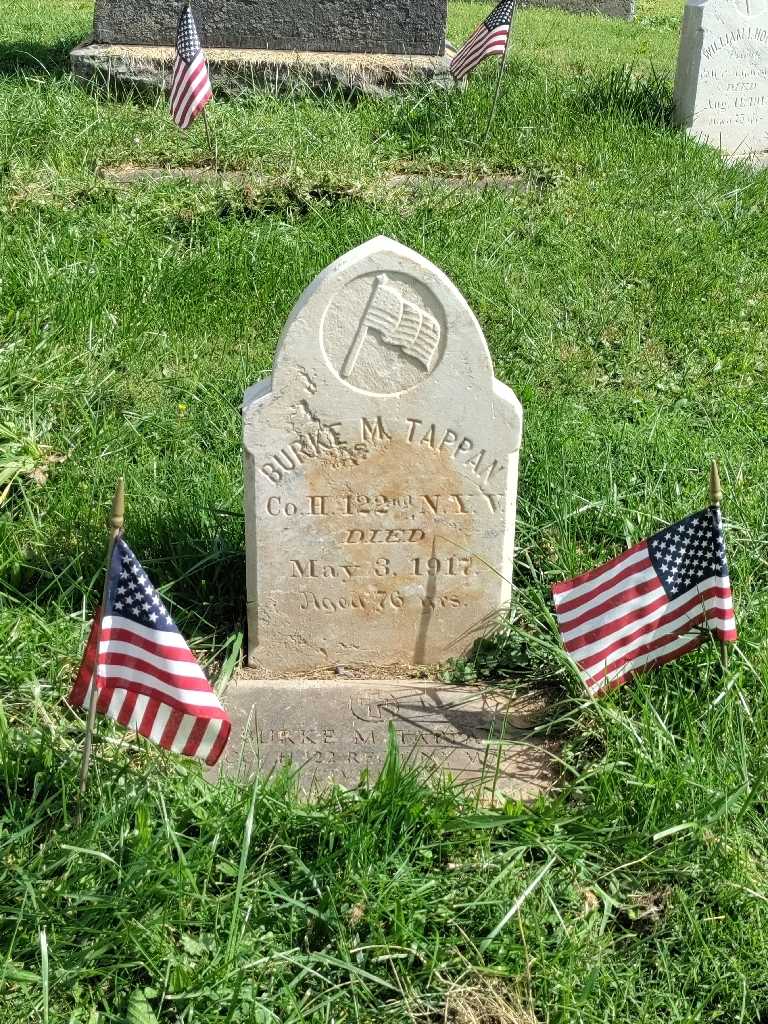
[70,42,456,97]
[212,675,554,803]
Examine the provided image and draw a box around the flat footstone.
[212,676,555,802]
[98,167,527,192]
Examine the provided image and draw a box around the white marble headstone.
[674,0,768,158]
[243,237,522,673]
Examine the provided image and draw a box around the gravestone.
[521,0,634,19]
[92,0,447,55]
[674,0,768,158]
[243,237,522,674]
[215,676,552,801]
[72,0,453,96]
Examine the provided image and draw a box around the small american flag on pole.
[170,4,212,129]
[69,538,231,766]
[553,506,737,696]
[450,0,516,81]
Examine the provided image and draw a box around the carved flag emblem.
[341,275,441,379]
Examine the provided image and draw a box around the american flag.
[450,0,516,81]
[553,506,737,696]
[170,4,212,129]
[69,538,231,766]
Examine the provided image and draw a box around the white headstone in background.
[674,0,768,158]
[243,237,522,674]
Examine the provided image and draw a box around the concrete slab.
[212,675,556,802]
[70,42,455,97]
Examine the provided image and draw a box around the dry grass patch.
[431,977,538,1024]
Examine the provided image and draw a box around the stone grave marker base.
[211,674,555,803]
[70,43,455,97]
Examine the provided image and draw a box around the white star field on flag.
[112,546,174,628]
[648,510,728,596]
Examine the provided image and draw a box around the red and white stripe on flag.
[170,5,212,129]
[69,540,231,766]
[552,506,737,697]
[450,24,509,80]
[450,0,515,81]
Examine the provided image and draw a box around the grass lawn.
[2,0,768,1021]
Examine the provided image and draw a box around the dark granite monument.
[72,0,453,95]
[521,0,633,17]
[93,0,448,55]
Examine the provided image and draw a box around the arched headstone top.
[271,237,497,401]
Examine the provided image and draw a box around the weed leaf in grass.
[126,990,159,1024]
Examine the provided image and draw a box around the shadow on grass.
[129,506,247,639]
[217,182,360,225]
[0,39,76,77]
[574,65,675,128]
[9,505,247,641]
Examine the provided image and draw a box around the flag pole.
[340,274,385,379]
[482,17,513,146]
[76,478,125,821]
[709,460,729,673]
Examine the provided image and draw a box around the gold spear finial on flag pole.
[709,460,722,506]
[76,478,125,822]
[708,460,729,672]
